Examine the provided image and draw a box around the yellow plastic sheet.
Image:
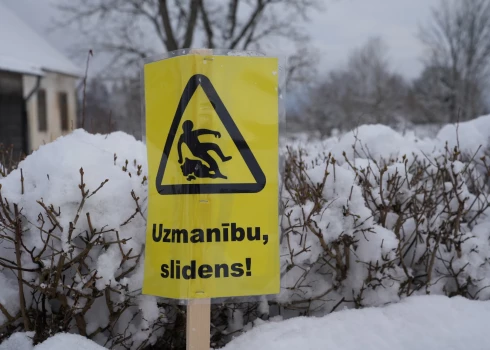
[142,52,280,300]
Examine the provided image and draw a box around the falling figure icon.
[177,120,233,181]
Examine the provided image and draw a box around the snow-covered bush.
[0,131,166,348]
[1,115,490,349]
[276,120,490,317]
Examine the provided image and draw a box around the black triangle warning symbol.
[155,74,266,195]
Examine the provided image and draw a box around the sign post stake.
[186,298,211,350]
[185,48,213,350]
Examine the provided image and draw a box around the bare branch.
[183,0,200,48]
[158,0,179,50]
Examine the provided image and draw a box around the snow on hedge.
[0,130,161,348]
[0,115,490,348]
[1,332,105,350]
[277,114,490,314]
[222,295,490,350]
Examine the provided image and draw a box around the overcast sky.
[2,0,441,80]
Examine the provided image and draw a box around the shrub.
[275,123,490,317]
[1,119,490,349]
[0,131,165,349]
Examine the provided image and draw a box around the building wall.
[23,71,78,152]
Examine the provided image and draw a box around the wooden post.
[186,48,213,350]
[186,298,211,350]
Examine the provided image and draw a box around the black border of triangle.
[155,74,266,195]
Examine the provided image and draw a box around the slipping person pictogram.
[155,74,266,195]
[177,120,232,181]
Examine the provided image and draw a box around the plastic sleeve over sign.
[140,49,286,303]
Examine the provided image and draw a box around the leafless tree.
[55,0,322,78]
[54,0,323,138]
[109,75,143,138]
[418,0,490,123]
[79,78,115,134]
[303,37,410,137]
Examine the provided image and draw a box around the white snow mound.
[0,129,162,349]
[0,332,105,350]
[34,333,106,350]
[223,295,490,350]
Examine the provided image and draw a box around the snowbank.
[223,295,490,350]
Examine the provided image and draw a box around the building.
[0,2,81,156]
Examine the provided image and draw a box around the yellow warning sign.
[142,54,279,299]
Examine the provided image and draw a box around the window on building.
[37,89,47,132]
[59,92,69,131]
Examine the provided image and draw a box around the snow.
[223,295,490,350]
[278,114,490,317]
[0,129,161,349]
[330,123,436,163]
[0,332,34,350]
[1,114,490,348]
[437,114,490,158]
[34,333,106,350]
[0,332,105,350]
[0,2,81,77]
[0,56,44,76]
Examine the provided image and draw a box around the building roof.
[0,1,82,77]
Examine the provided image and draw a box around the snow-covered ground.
[1,332,105,350]
[1,115,490,349]
[3,295,489,349]
[223,295,490,350]
[5,296,490,350]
